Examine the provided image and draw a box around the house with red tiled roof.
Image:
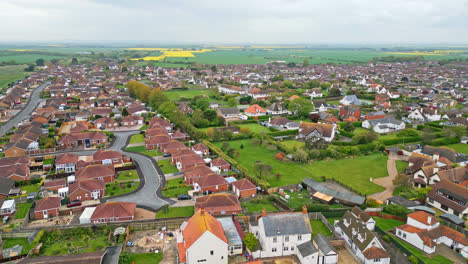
[92,107,112,118]
[121,115,144,127]
[195,194,242,215]
[57,132,107,149]
[93,149,124,165]
[191,143,209,156]
[184,165,214,185]
[177,208,228,264]
[232,179,257,198]
[43,179,66,191]
[194,173,228,193]
[172,149,198,165]
[395,211,468,257]
[171,131,189,141]
[95,117,119,129]
[176,155,206,172]
[69,179,105,201]
[145,135,172,150]
[55,153,78,173]
[34,197,61,219]
[90,202,136,223]
[244,104,266,117]
[161,140,187,154]
[210,158,230,173]
[75,164,115,183]
[145,126,168,139]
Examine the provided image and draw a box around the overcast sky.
[0,0,467,44]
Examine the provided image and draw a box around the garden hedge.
[267,129,298,137]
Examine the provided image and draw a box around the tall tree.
[35,58,45,66]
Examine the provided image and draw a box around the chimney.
[200,206,205,216]
[302,205,308,215]
[433,152,440,161]
[261,208,267,218]
[433,166,439,174]
[427,216,431,225]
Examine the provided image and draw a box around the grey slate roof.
[336,211,378,252]
[297,241,317,257]
[387,196,420,208]
[314,234,337,255]
[0,177,14,195]
[261,213,312,237]
[302,177,365,205]
[440,213,464,225]
[218,217,242,246]
[217,107,240,115]
[366,117,403,126]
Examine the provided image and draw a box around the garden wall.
[365,211,406,222]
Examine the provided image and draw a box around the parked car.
[2,216,9,224]
[66,200,82,208]
[177,194,192,200]
[126,241,134,247]
[163,153,171,157]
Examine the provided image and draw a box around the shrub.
[382,235,390,243]
[408,255,418,264]
[383,204,409,217]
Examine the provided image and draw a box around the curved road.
[0,82,50,137]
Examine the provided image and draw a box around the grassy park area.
[163,89,211,101]
[215,139,387,195]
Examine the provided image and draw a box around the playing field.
[163,89,211,101]
[215,139,388,194]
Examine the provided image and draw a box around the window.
[403,233,406,239]
[273,237,277,243]
[428,198,434,203]
[285,236,289,242]
[197,260,206,263]
[441,205,448,211]
[374,259,380,262]
[272,248,277,253]
[298,235,302,241]
[290,246,294,251]
[210,251,214,255]
[397,230,401,236]
[284,246,288,251]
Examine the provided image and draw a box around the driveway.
[369,154,405,203]
[0,82,50,137]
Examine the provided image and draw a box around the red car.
[66,200,82,208]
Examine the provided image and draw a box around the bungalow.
[92,107,112,118]
[244,104,266,117]
[216,107,240,119]
[266,102,288,116]
[184,165,214,185]
[339,105,360,121]
[145,135,173,150]
[309,88,323,98]
[218,84,246,95]
[145,126,169,139]
[232,178,257,198]
[127,104,147,115]
[69,179,106,201]
[191,143,209,156]
[57,132,107,149]
[408,108,441,122]
[172,149,198,165]
[121,115,144,127]
[0,163,30,181]
[3,140,31,157]
[296,122,336,142]
[340,95,360,106]
[312,100,327,112]
[93,149,124,165]
[95,117,119,129]
[90,202,136,223]
[148,117,172,132]
[178,103,193,114]
[194,173,229,193]
[34,197,61,219]
[176,154,206,172]
[195,194,242,215]
[264,117,299,131]
[75,164,115,183]
[362,117,405,133]
[162,140,188,154]
[43,179,66,191]
[55,153,78,173]
[210,158,230,173]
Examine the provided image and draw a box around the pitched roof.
[427,179,468,213]
[261,212,312,237]
[362,246,390,259]
[195,194,241,212]
[55,153,78,165]
[232,178,256,191]
[211,157,229,167]
[35,197,61,211]
[182,209,227,250]
[76,165,115,180]
[69,179,105,194]
[91,202,136,219]
[245,104,266,114]
[299,122,335,138]
[196,173,228,188]
[407,211,439,226]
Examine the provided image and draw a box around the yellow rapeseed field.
[9,49,38,52]
[385,50,468,56]
[129,48,213,61]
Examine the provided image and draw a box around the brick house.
[92,107,112,118]
[176,154,206,172]
[95,117,119,129]
[34,197,61,219]
[184,165,214,185]
[191,143,209,156]
[365,111,386,120]
[194,173,229,193]
[145,127,168,139]
[69,179,106,201]
[57,132,107,149]
[55,153,78,173]
[93,149,123,165]
[339,105,361,120]
[44,179,67,191]
[0,164,30,181]
[195,194,242,215]
[90,202,136,223]
[145,135,173,150]
[121,115,144,127]
[3,140,30,157]
[75,164,115,183]
[210,158,231,173]
[232,178,257,198]
[161,140,187,154]
[171,149,198,165]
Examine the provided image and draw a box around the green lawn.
[237,123,270,134]
[126,252,163,264]
[158,159,179,174]
[374,217,404,231]
[15,202,32,219]
[326,217,341,226]
[443,143,468,155]
[215,139,388,195]
[310,220,332,239]
[139,124,148,131]
[129,134,145,144]
[117,170,139,180]
[326,100,340,105]
[156,206,194,219]
[163,89,211,101]
[20,184,40,194]
[278,140,305,153]
[3,238,32,254]
[241,197,279,213]
[106,182,139,197]
[125,146,162,157]
[162,178,191,198]
[395,161,409,173]
[390,234,453,264]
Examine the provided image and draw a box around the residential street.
[0,81,50,137]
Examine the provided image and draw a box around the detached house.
[194,173,229,193]
[339,105,360,121]
[362,117,405,133]
[210,158,230,173]
[192,143,209,156]
[334,209,390,264]
[69,179,105,201]
[266,102,288,116]
[184,165,214,185]
[57,132,107,149]
[93,149,124,165]
[55,153,78,173]
[121,115,144,127]
[309,88,323,98]
[75,164,115,183]
[95,117,119,129]
[34,197,61,219]
[195,194,242,215]
[427,180,468,218]
[216,107,240,119]
[90,202,136,223]
[245,104,266,117]
[232,178,257,198]
[408,108,441,122]
[296,122,336,142]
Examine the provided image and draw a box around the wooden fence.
[25,148,56,156]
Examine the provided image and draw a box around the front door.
[84,139,91,148]
[43,210,48,219]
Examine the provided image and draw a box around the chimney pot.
[261,208,266,217]
[302,205,308,215]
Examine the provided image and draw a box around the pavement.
[0,82,50,137]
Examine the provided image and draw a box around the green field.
[0,65,29,89]
[15,203,32,219]
[237,123,270,134]
[3,238,32,254]
[158,159,179,174]
[162,178,191,198]
[106,182,139,197]
[163,89,211,101]
[129,134,145,144]
[125,146,162,157]
[215,139,388,194]
[374,217,404,231]
[156,206,194,219]
[443,144,468,155]
[310,220,333,239]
